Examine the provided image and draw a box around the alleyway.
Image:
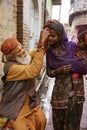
[38,74,87,130]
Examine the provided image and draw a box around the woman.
[43,20,87,130]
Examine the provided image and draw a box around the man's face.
[14,44,26,57]
[15,54,31,65]
[14,44,31,65]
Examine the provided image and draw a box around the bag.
[0,117,8,129]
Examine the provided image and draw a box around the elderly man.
[0,33,49,130]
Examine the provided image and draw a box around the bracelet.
[36,42,44,49]
[51,70,56,76]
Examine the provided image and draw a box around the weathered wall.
[17,0,44,50]
[0,0,17,44]
[0,0,17,76]
[69,0,87,34]
[46,0,52,20]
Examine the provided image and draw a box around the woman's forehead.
[49,29,56,35]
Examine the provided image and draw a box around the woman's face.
[48,29,59,45]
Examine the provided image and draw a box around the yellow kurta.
[6,48,45,81]
[6,48,46,130]
[10,96,46,130]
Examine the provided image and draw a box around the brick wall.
[17,0,23,45]
[23,0,30,50]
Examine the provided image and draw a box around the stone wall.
[0,0,17,76]
[0,52,4,77]
[0,0,17,43]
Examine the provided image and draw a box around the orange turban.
[1,38,19,55]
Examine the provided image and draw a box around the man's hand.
[39,28,50,46]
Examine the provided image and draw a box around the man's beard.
[15,54,31,65]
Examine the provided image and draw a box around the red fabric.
[1,38,19,55]
[72,73,82,80]
[3,121,13,130]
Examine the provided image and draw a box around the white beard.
[16,54,31,65]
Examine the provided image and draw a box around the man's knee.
[10,119,29,130]
[35,107,47,129]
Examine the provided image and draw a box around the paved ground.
[80,76,87,129]
[38,75,87,130]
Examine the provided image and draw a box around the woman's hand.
[52,65,71,76]
[83,59,87,65]
[75,51,87,58]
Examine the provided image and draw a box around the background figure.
[71,34,78,43]
[41,20,87,130]
[0,37,47,130]
[71,30,87,97]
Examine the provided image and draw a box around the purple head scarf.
[46,20,87,74]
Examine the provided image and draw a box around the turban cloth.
[1,38,19,55]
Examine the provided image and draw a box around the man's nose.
[18,49,26,56]
[21,49,26,56]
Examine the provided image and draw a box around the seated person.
[0,34,48,130]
